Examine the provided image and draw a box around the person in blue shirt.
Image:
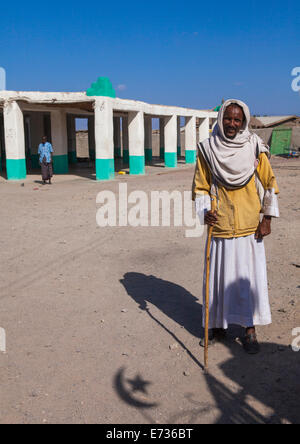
[38,136,53,184]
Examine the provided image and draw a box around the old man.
[193,99,279,354]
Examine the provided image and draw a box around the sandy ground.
[0,156,299,424]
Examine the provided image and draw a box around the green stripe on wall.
[96,158,115,180]
[145,148,152,162]
[123,149,129,164]
[30,154,40,170]
[114,147,122,158]
[165,152,177,168]
[129,155,145,175]
[68,151,77,164]
[6,159,26,180]
[185,150,197,164]
[53,154,69,174]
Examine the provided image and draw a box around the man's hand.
[204,210,218,226]
[255,216,272,240]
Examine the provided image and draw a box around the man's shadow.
[120,273,300,423]
[120,272,203,339]
[120,272,204,369]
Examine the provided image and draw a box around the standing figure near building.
[38,136,53,185]
[192,99,280,354]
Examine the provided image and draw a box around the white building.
[0,91,217,180]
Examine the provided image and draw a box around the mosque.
[0,78,217,180]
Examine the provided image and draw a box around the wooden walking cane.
[204,194,217,372]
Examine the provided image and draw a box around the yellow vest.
[192,152,279,238]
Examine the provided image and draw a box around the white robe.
[203,235,271,328]
[196,192,279,329]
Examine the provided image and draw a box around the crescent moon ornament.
[114,368,158,409]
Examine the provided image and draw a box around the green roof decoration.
[213,105,221,112]
[86,77,116,98]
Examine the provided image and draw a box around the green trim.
[6,158,26,180]
[53,154,69,174]
[129,155,145,175]
[30,154,40,170]
[96,158,115,180]
[145,148,152,162]
[114,147,122,158]
[185,150,197,164]
[160,147,165,159]
[177,146,181,157]
[123,149,129,164]
[68,151,77,164]
[165,152,177,168]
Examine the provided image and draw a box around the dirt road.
[0,157,299,424]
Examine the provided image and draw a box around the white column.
[94,98,114,180]
[128,111,145,175]
[185,116,197,164]
[144,116,152,163]
[113,116,121,158]
[50,109,68,174]
[199,117,210,143]
[177,116,181,157]
[164,115,177,168]
[3,100,26,180]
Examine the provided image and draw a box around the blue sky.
[0,0,299,115]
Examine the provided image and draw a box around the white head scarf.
[198,99,269,189]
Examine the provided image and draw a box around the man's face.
[223,105,244,139]
[42,137,47,144]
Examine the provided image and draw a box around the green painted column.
[4,101,27,180]
[50,110,69,175]
[6,159,26,180]
[185,150,197,164]
[185,116,197,165]
[94,98,115,181]
[165,152,177,168]
[129,155,145,175]
[128,111,145,176]
[164,115,178,168]
[96,158,115,180]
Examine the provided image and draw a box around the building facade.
[0,91,217,180]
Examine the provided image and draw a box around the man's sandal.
[243,333,260,354]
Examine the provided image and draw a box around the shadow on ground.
[118,272,300,424]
